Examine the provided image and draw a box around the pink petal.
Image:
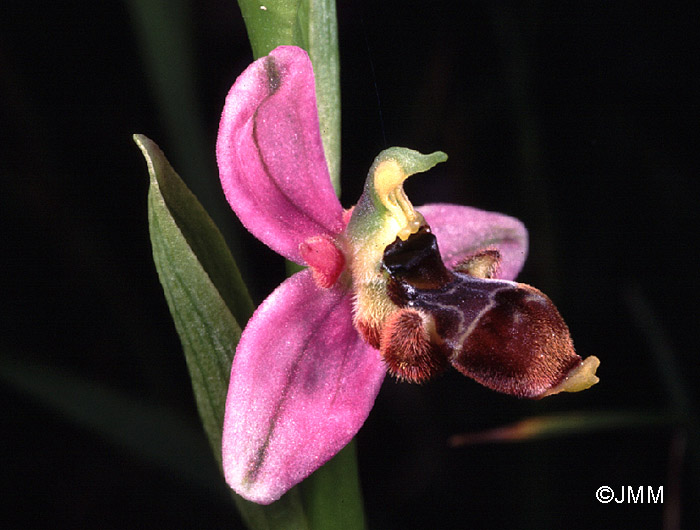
[222,270,386,504]
[418,203,528,281]
[217,46,344,263]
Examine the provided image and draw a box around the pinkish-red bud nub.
[299,235,345,288]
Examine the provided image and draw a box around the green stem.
[235,2,365,528]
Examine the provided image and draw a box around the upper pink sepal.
[418,203,528,281]
[216,46,344,263]
[222,270,386,504]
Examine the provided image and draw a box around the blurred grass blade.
[449,410,673,446]
[237,0,340,194]
[136,134,310,529]
[127,0,235,237]
[127,0,205,181]
[0,355,223,496]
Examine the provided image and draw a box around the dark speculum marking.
[381,227,581,396]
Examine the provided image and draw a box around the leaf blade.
[236,0,340,194]
[137,134,310,529]
[300,440,367,530]
[139,133,245,459]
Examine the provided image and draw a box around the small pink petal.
[418,203,528,281]
[217,46,344,263]
[222,270,386,504]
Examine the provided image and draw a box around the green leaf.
[237,0,340,195]
[301,0,341,195]
[138,133,249,458]
[237,0,303,59]
[136,134,310,529]
[300,440,367,530]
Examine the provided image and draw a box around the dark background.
[2,1,697,528]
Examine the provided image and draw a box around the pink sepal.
[418,203,528,281]
[222,270,386,504]
[217,46,344,263]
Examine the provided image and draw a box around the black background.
[2,1,698,528]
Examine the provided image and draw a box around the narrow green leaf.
[236,0,341,195]
[137,134,254,329]
[138,133,247,459]
[300,440,367,530]
[136,134,310,529]
[237,0,303,59]
[300,0,341,195]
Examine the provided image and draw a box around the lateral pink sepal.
[222,270,386,504]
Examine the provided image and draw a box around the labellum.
[380,226,599,398]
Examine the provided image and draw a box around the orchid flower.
[216,45,599,504]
